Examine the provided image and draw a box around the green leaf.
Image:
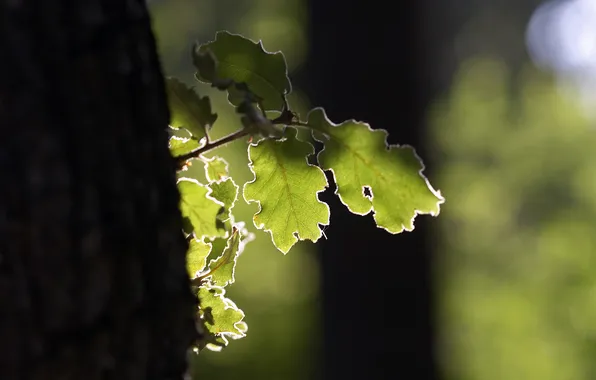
[194,31,291,111]
[243,128,330,253]
[187,237,212,278]
[197,283,247,350]
[207,237,229,261]
[192,225,255,288]
[207,178,238,222]
[178,178,224,239]
[204,222,254,261]
[205,227,241,287]
[204,156,230,182]
[307,108,444,232]
[165,77,217,139]
[192,48,218,82]
[168,126,202,157]
[207,178,238,233]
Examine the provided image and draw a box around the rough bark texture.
[0,1,197,379]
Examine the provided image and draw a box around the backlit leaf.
[243,128,330,253]
[207,178,238,222]
[187,237,212,278]
[194,31,291,111]
[197,283,247,350]
[308,108,444,232]
[178,178,224,239]
[204,156,230,182]
[168,126,202,157]
[166,77,217,139]
[205,227,241,287]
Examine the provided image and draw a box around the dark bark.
[0,1,197,379]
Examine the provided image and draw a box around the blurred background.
[148,0,596,379]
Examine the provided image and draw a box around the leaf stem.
[285,120,311,128]
[274,120,317,131]
[177,128,251,164]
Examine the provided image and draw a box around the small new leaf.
[197,283,247,350]
[244,128,330,253]
[168,126,202,157]
[187,237,212,278]
[204,156,230,182]
[178,178,224,239]
[165,77,217,139]
[194,31,291,111]
[205,227,241,287]
[308,108,444,232]
[207,178,239,225]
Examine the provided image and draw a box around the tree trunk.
[0,1,197,379]
[303,1,440,379]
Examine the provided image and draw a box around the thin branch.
[175,116,314,169]
[177,128,251,165]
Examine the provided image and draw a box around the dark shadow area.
[300,1,443,378]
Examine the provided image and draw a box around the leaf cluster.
[167,31,444,352]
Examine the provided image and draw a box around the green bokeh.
[430,58,596,380]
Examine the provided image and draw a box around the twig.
[177,128,251,165]
[176,117,315,169]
